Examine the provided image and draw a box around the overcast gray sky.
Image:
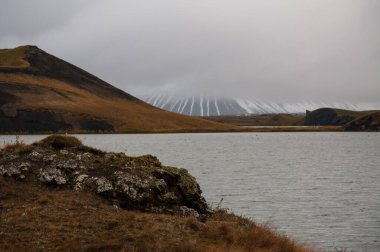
[1,0,379,103]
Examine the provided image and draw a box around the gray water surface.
[2,133,379,251]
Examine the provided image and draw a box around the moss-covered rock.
[148,166,208,213]
[0,135,209,215]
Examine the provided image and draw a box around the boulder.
[0,135,210,215]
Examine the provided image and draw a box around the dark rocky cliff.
[304,108,359,126]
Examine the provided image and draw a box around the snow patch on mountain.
[140,94,379,116]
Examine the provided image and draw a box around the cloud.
[1,0,379,103]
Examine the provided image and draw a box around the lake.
[1,133,379,251]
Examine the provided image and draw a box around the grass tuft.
[1,136,26,151]
[36,135,83,149]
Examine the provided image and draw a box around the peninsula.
[0,135,312,251]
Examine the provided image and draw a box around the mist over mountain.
[141,93,380,116]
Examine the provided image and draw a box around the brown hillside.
[343,111,380,131]
[0,46,30,67]
[303,108,376,126]
[0,46,238,133]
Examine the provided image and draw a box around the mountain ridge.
[0,45,137,100]
[0,45,237,133]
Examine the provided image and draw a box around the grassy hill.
[0,46,238,133]
[304,108,377,126]
[343,111,380,131]
[205,108,378,128]
[203,108,380,132]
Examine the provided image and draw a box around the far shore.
[0,125,345,135]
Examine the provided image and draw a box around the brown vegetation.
[38,134,85,149]
[0,45,30,68]
[0,136,26,150]
[0,177,313,252]
[343,111,380,131]
[204,114,304,126]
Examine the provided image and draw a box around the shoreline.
[0,125,344,135]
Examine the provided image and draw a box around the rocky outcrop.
[304,108,357,126]
[0,135,209,216]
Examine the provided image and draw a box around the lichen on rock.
[95,177,114,193]
[39,167,67,185]
[0,162,31,180]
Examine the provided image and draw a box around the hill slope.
[0,46,237,133]
[303,108,376,126]
[343,111,380,131]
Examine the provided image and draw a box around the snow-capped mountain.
[143,95,246,116]
[140,94,379,116]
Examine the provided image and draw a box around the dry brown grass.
[0,136,26,150]
[204,114,305,126]
[37,134,83,149]
[343,111,380,131]
[0,142,26,151]
[0,177,315,252]
[0,46,30,68]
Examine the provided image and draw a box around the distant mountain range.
[141,94,379,116]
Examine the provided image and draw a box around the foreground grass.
[0,177,313,252]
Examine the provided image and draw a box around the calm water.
[2,133,379,251]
